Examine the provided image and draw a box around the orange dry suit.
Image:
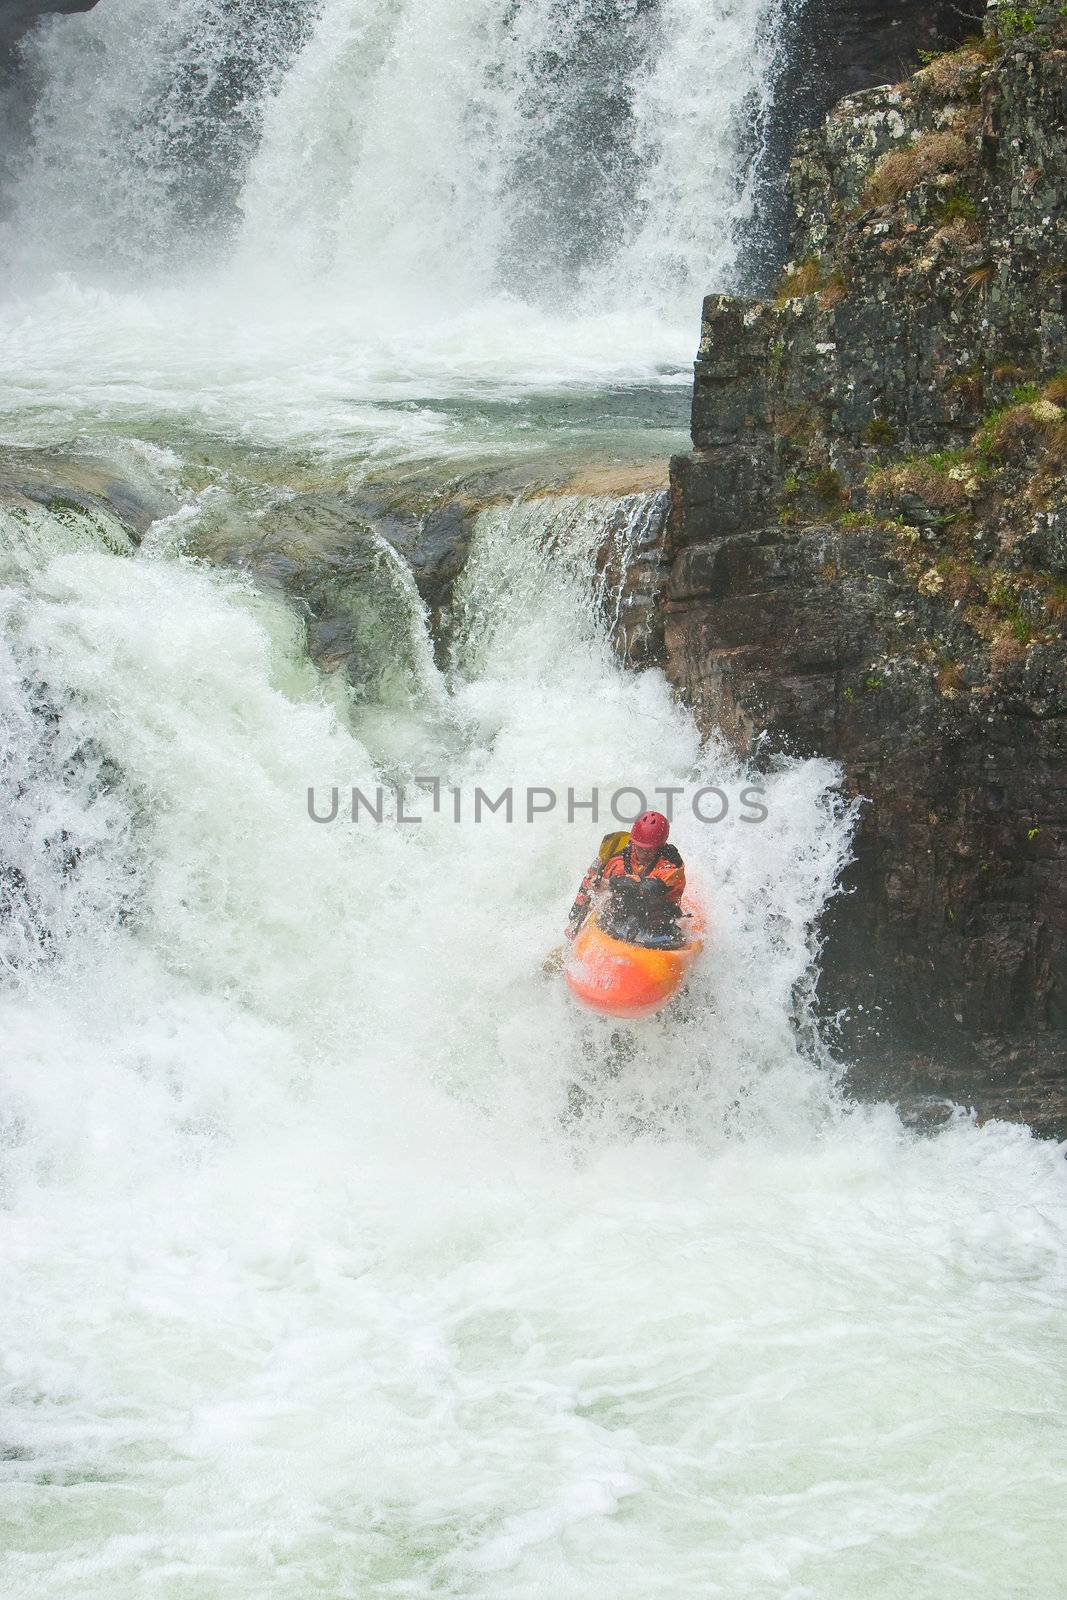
[566,833,685,940]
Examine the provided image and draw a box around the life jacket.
[600,842,685,903]
[567,833,685,934]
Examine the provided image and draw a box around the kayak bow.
[563,896,704,1019]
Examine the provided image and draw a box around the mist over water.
[0,0,784,451]
[1,1,1066,1596]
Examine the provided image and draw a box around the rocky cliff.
[666,0,1067,1134]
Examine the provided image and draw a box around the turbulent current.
[0,0,788,445]
[1,2,1066,1597]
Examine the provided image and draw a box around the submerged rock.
[0,447,161,536]
[666,1,1067,1133]
[201,474,671,689]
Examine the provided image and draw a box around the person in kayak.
[565,811,686,948]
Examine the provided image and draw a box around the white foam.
[0,0,784,448]
[1,506,1064,1597]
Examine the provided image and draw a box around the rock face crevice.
[666,1,1066,1133]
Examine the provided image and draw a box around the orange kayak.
[564,897,704,1019]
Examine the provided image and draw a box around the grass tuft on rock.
[976,399,1067,464]
[819,273,848,308]
[912,45,989,99]
[960,260,996,300]
[864,131,975,207]
[867,460,971,510]
[774,256,824,305]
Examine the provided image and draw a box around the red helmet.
[631,810,670,849]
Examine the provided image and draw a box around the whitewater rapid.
[2,496,1066,1598]
[1,0,1066,1594]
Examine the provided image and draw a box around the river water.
[1,2,1065,1596]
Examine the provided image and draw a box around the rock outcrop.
[0,446,162,549]
[753,0,988,276]
[666,1,1067,1133]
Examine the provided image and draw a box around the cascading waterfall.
[5,0,783,308]
[235,0,783,309]
[1,501,1065,1598]
[0,598,137,977]
[0,0,787,443]
[1,0,1066,1594]
[1,0,313,276]
[455,489,669,674]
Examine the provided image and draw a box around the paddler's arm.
[565,857,603,938]
[656,852,686,904]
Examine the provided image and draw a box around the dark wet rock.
[189,492,445,699]
[667,2,1067,1135]
[352,488,477,642]
[0,448,164,537]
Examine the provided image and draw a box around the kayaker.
[565,812,685,945]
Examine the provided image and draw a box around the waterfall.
[3,0,785,313]
[1,0,313,276]
[455,489,669,675]
[0,0,790,444]
[1,4,1066,1593]
[1,493,1064,1597]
